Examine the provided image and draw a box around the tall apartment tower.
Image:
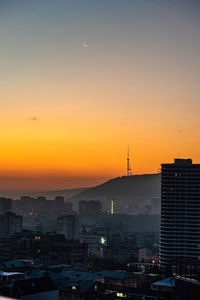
[57,215,79,240]
[159,159,200,269]
[0,212,23,235]
[78,200,102,216]
[0,198,13,214]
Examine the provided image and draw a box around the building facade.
[57,215,79,239]
[159,159,200,269]
[79,200,102,216]
[0,212,23,235]
[0,198,13,215]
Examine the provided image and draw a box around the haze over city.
[1,0,200,191]
[0,2,200,299]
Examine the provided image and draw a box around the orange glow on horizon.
[1,1,200,191]
[0,109,199,191]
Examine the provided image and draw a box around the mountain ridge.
[68,173,161,213]
[1,174,161,214]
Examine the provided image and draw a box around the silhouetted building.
[79,200,102,216]
[54,196,64,205]
[103,244,136,263]
[151,197,161,215]
[0,231,88,268]
[145,205,152,215]
[63,202,73,213]
[14,196,73,218]
[53,197,72,215]
[0,198,13,214]
[57,215,79,239]
[159,158,200,269]
[0,212,23,235]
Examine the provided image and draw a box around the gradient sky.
[0,0,200,191]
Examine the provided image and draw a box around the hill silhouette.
[69,174,161,213]
[5,174,161,214]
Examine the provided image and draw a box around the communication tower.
[127,147,132,176]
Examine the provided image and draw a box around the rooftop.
[152,277,175,288]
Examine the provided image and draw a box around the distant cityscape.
[0,158,199,299]
[1,0,199,298]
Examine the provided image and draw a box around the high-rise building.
[0,212,23,235]
[53,197,73,215]
[57,215,79,239]
[79,200,102,216]
[0,198,13,214]
[159,158,200,269]
[54,196,64,205]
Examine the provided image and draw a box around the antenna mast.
[127,147,132,176]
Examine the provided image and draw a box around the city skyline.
[1,0,200,191]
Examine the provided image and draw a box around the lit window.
[117,293,127,298]
[100,237,106,245]
[94,285,98,291]
[72,286,77,290]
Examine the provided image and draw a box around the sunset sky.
[0,0,200,191]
